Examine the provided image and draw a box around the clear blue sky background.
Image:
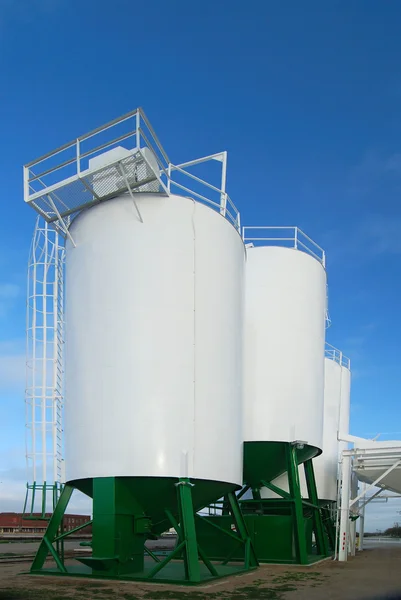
[1,0,401,528]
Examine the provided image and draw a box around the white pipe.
[339,453,351,561]
[359,483,366,551]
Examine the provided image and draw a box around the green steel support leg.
[147,541,186,579]
[176,479,201,582]
[31,485,73,572]
[226,492,258,567]
[59,517,65,565]
[321,506,336,550]
[286,444,308,565]
[304,459,329,556]
[166,502,217,578]
[44,536,67,573]
[22,485,28,516]
[237,485,251,500]
[41,480,47,518]
[165,509,183,541]
[196,514,244,544]
[144,546,161,563]
[30,482,36,515]
[260,479,291,499]
[197,544,218,576]
[54,520,93,542]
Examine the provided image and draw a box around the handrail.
[325,342,351,369]
[23,108,240,234]
[242,226,325,267]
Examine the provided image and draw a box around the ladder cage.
[24,218,65,517]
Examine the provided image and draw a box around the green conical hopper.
[72,476,239,535]
[243,441,321,489]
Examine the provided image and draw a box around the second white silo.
[240,227,329,564]
[313,345,351,502]
[313,348,343,502]
[243,228,326,486]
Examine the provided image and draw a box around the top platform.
[24,108,240,238]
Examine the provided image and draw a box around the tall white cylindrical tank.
[243,245,326,450]
[313,357,343,501]
[313,348,351,501]
[339,364,351,457]
[64,193,245,486]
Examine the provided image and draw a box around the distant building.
[0,513,91,535]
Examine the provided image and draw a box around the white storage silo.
[65,192,245,490]
[313,351,343,502]
[23,109,252,582]
[242,231,326,487]
[312,346,351,502]
[238,228,329,564]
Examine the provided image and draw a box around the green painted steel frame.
[29,478,257,585]
[303,459,329,557]
[31,485,74,572]
[22,481,63,520]
[286,444,309,564]
[320,505,336,551]
[242,444,332,565]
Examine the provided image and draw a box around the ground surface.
[0,545,400,599]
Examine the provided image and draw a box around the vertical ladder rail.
[25,218,65,518]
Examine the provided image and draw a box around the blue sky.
[1,0,401,527]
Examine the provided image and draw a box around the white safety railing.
[242,226,325,267]
[24,108,240,237]
[325,342,351,369]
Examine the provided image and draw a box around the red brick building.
[0,513,91,535]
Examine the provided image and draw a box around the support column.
[175,479,201,583]
[338,452,351,562]
[304,459,329,556]
[31,484,73,572]
[349,472,359,557]
[359,483,366,551]
[226,491,258,568]
[287,444,308,565]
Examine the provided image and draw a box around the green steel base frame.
[29,477,258,585]
[22,481,63,519]
[22,481,66,560]
[244,444,331,564]
[198,444,332,566]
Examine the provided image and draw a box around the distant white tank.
[64,193,245,487]
[261,351,345,502]
[313,347,351,501]
[314,356,342,501]
[339,363,351,457]
[243,244,326,451]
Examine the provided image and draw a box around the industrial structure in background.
[0,513,91,537]
[21,108,401,583]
